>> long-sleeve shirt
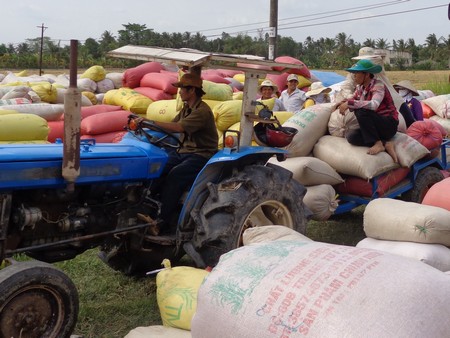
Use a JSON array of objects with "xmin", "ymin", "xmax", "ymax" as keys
[
  {"xmin": 347, "ymin": 78, "xmax": 398, "ymax": 120},
  {"xmin": 280, "ymin": 88, "xmax": 307, "ymax": 112}
]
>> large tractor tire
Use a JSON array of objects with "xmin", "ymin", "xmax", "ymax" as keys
[
  {"xmin": 403, "ymin": 167, "xmax": 444, "ymax": 203},
  {"xmin": 190, "ymin": 164, "xmax": 308, "ymax": 268},
  {"xmin": 0, "ymin": 260, "xmax": 79, "ymax": 338}
]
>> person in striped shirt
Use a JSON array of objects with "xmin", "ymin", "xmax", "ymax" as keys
[{"xmin": 335, "ymin": 59, "xmax": 398, "ymax": 163}]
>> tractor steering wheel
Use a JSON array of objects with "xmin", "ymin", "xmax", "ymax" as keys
[{"xmin": 128, "ymin": 115, "xmax": 182, "ymax": 149}]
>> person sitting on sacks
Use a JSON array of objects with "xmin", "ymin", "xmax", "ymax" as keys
[
  {"xmin": 304, "ymin": 82, "xmax": 331, "ymax": 108},
  {"xmin": 335, "ymin": 59, "xmax": 399, "ymax": 163},
  {"xmin": 280, "ymin": 74, "xmax": 307, "ymax": 112},
  {"xmin": 257, "ymin": 79, "xmax": 285, "ymax": 111},
  {"xmin": 352, "ymin": 47, "xmax": 416, "ymax": 127},
  {"xmin": 393, "ymin": 80, "xmax": 424, "ymax": 122}
]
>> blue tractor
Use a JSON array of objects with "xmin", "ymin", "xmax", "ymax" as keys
[{"xmin": 0, "ymin": 46, "xmax": 309, "ymax": 337}]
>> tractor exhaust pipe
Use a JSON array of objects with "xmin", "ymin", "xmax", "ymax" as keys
[{"xmin": 62, "ymin": 40, "xmax": 81, "ymax": 192}]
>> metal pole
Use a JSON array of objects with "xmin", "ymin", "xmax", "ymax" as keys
[
  {"xmin": 62, "ymin": 40, "xmax": 81, "ymax": 192},
  {"xmin": 268, "ymin": 0, "xmax": 278, "ymax": 60},
  {"xmin": 37, "ymin": 23, "xmax": 47, "ymax": 76}
]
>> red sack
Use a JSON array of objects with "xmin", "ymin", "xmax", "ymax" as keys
[
  {"xmin": 407, "ymin": 120, "xmax": 443, "ymax": 159},
  {"xmin": 266, "ymin": 73, "xmax": 289, "ymax": 93},
  {"xmin": 81, "ymin": 110, "xmax": 131, "ymax": 135},
  {"xmin": 335, "ymin": 167, "xmax": 410, "ymax": 197},
  {"xmin": 81, "ymin": 131, "xmax": 127, "ymax": 143},
  {"xmin": 139, "ymin": 72, "xmax": 178, "ymax": 94},
  {"xmin": 79, "ymin": 104, "xmax": 123, "ymax": 119},
  {"xmin": 273, "ymin": 56, "xmax": 311, "ymax": 78},
  {"xmin": 134, "ymin": 87, "xmax": 174, "ymax": 101},
  {"xmin": 47, "ymin": 120, "xmax": 64, "ymax": 143},
  {"xmin": 422, "ymin": 177, "xmax": 450, "ymax": 211},
  {"xmin": 122, "ymin": 62, "xmax": 164, "ymax": 88}
]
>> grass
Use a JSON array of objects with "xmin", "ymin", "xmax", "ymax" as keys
[{"xmin": 56, "ymin": 206, "xmax": 366, "ymax": 337}]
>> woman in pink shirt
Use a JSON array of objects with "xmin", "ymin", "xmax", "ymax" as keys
[{"xmin": 336, "ymin": 59, "xmax": 398, "ymax": 163}]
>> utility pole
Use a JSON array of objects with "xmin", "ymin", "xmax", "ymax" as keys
[
  {"xmin": 37, "ymin": 23, "xmax": 47, "ymax": 76},
  {"xmin": 268, "ymin": 0, "xmax": 278, "ymax": 60}
]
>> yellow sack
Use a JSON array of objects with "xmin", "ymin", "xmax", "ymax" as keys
[
  {"xmin": 0, "ymin": 109, "xmax": 19, "ymax": 115},
  {"xmin": 233, "ymin": 91, "xmax": 243, "ymax": 100},
  {"xmin": 203, "ymin": 99, "xmax": 222, "ymax": 111},
  {"xmin": 103, "ymin": 89, "xmax": 119, "ymax": 105},
  {"xmin": 156, "ymin": 262, "xmax": 209, "ymax": 331},
  {"xmin": 82, "ymin": 91, "xmax": 98, "ymax": 105},
  {"xmin": 114, "ymin": 88, "xmax": 152, "ymax": 115},
  {"xmin": 14, "ymin": 70, "xmax": 28, "ymax": 77},
  {"xmin": 80, "ymin": 65, "xmax": 106, "ymax": 82},
  {"xmin": 0, "ymin": 114, "xmax": 49, "ymax": 141},
  {"xmin": 273, "ymin": 111, "xmax": 294, "ymax": 124},
  {"xmin": 146, "ymin": 99, "xmax": 179, "ymax": 122},
  {"xmin": 202, "ymin": 80, "xmax": 233, "ymax": 101},
  {"xmin": 297, "ymin": 75, "xmax": 312, "ymax": 89},
  {"xmin": 212, "ymin": 100, "xmax": 242, "ymax": 132},
  {"xmin": 0, "ymin": 140, "xmax": 49, "ymax": 144},
  {"xmin": 31, "ymin": 83, "xmax": 57, "ymax": 103}
]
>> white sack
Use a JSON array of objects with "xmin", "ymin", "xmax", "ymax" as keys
[
  {"xmin": 243, "ymin": 225, "xmax": 312, "ymax": 246},
  {"xmin": 356, "ymin": 237, "xmax": 450, "ymax": 272},
  {"xmin": 304, "ymin": 184, "xmax": 338, "ymax": 221},
  {"xmin": 364, "ymin": 198, "xmax": 450, "ymax": 246},
  {"xmin": 192, "ymin": 240, "xmax": 450, "ymax": 338}
]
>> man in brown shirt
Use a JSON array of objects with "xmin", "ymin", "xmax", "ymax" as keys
[{"xmin": 138, "ymin": 73, "xmax": 218, "ymax": 233}]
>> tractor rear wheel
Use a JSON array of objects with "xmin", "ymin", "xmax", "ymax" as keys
[
  {"xmin": 403, "ymin": 167, "xmax": 444, "ymax": 203},
  {"xmin": 190, "ymin": 164, "xmax": 308, "ymax": 268}
]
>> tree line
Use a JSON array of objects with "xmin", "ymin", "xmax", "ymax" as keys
[{"xmin": 0, "ymin": 23, "xmax": 448, "ymax": 71}]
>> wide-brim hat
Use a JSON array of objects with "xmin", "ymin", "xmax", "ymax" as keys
[
  {"xmin": 393, "ymin": 80, "xmax": 419, "ymax": 96},
  {"xmin": 172, "ymin": 73, "xmax": 206, "ymax": 95},
  {"xmin": 306, "ymin": 81, "xmax": 331, "ymax": 96},
  {"xmin": 346, "ymin": 59, "xmax": 382, "ymax": 74},
  {"xmin": 258, "ymin": 79, "xmax": 278, "ymax": 93},
  {"xmin": 352, "ymin": 46, "xmax": 383, "ymax": 61}
]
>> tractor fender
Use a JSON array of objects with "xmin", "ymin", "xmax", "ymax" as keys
[{"xmin": 177, "ymin": 146, "xmax": 287, "ymax": 231}]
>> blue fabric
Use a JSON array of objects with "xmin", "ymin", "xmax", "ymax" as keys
[{"xmin": 310, "ymin": 70, "xmax": 346, "ymax": 87}]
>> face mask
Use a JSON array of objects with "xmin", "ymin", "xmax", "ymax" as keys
[{"xmin": 398, "ymin": 89, "xmax": 412, "ymax": 101}]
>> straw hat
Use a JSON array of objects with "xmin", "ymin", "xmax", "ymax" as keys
[
  {"xmin": 346, "ymin": 59, "xmax": 382, "ymax": 74},
  {"xmin": 258, "ymin": 79, "xmax": 278, "ymax": 93},
  {"xmin": 393, "ymin": 80, "xmax": 419, "ymax": 96},
  {"xmin": 352, "ymin": 47, "xmax": 383, "ymax": 61},
  {"xmin": 306, "ymin": 82, "xmax": 331, "ymax": 96}
]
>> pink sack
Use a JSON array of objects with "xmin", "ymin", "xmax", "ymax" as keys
[
  {"xmin": 81, "ymin": 110, "xmax": 131, "ymax": 135},
  {"xmin": 134, "ymin": 87, "xmax": 174, "ymax": 101},
  {"xmin": 273, "ymin": 56, "xmax": 311, "ymax": 78},
  {"xmin": 422, "ymin": 177, "xmax": 450, "ymax": 211},
  {"xmin": 139, "ymin": 72, "xmax": 178, "ymax": 94},
  {"xmin": 122, "ymin": 62, "xmax": 164, "ymax": 88}
]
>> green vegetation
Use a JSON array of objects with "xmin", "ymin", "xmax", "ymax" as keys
[{"xmin": 0, "ymin": 23, "xmax": 448, "ymax": 70}]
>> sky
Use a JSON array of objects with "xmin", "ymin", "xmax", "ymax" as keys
[{"xmin": 1, "ymin": 0, "xmax": 448, "ymax": 47}]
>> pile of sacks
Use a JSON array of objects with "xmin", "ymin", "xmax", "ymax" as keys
[
  {"xmin": 126, "ymin": 225, "xmax": 450, "ymax": 337},
  {"xmin": 358, "ymin": 177, "xmax": 450, "ymax": 272}
]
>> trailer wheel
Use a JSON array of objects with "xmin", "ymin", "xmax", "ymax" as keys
[
  {"xmin": 0, "ymin": 260, "xmax": 79, "ymax": 338},
  {"xmin": 403, "ymin": 167, "xmax": 444, "ymax": 203},
  {"xmin": 191, "ymin": 164, "xmax": 308, "ymax": 268}
]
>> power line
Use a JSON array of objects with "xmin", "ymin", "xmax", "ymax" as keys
[{"xmin": 202, "ymin": 3, "xmax": 447, "ymax": 38}]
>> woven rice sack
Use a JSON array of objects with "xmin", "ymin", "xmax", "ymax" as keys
[
  {"xmin": 140, "ymin": 72, "xmax": 178, "ymax": 94},
  {"xmin": 1, "ymin": 86, "xmax": 31, "ymax": 100},
  {"xmin": 0, "ymin": 103, "xmax": 64, "ymax": 121},
  {"xmin": 134, "ymin": 87, "xmax": 174, "ymax": 101},
  {"xmin": 125, "ymin": 325, "xmax": 191, "ymax": 338},
  {"xmin": 192, "ymin": 240, "xmax": 450, "ymax": 338},
  {"xmin": 391, "ymin": 132, "xmax": 430, "ymax": 167},
  {"xmin": 77, "ymin": 77, "xmax": 97, "ymax": 92},
  {"xmin": 243, "ymin": 225, "xmax": 312, "ymax": 246},
  {"xmin": 122, "ymin": 62, "xmax": 164, "ymax": 88},
  {"xmin": 0, "ymin": 98, "xmax": 31, "ymax": 106},
  {"xmin": 327, "ymin": 108, "xmax": 359, "ymax": 137},
  {"xmin": 96, "ymin": 78, "xmax": 115, "ymax": 93},
  {"xmin": 105, "ymin": 72, "xmax": 124, "ymax": 89},
  {"xmin": 283, "ymin": 103, "xmax": 334, "ymax": 157},
  {"xmin": 54, "ymin": 88, "xmax": 92, "ymax": 106},
  {"xmin": 112, "ymin": 88, "xmax": 152, "ymax": 114},
  {"xmin": 146, "ymin": 99, "xmax": 179, "ymax": 123},
  {"xmin": 212, "ymin": 100, "xmax": 242, "ymax": 132},
  {"xmin": 364, "ymin": 198, "xmax": 450, "ymax": 246},
  {"xmin": 202, "ymin": 80, "xmax": 233, "ymax": 102},
  {"xmin": 80, "ymin": 65, "xmax": 106, "ymax": 82},
  {"xmin": 313, "ymin": 135, "xmax": 398, "ymax": 179},
  {"xmin": 267, "ymin": 156, "xmax": 343, "ymax": 186},
  {"xmin": 81, "ymin": 110, "xmax": 130, "ymax": 135},
  {"xmin": 430, "ymin": 115, "xmax": 450, "ymax": 136},
  {"xmin": 157, "ymin": 265, "xmax": 209, "ymax": 330},
  {"xmin": 31, "ymin": 83, "xmax": 58, "ymax": 103},
  {"xmin": 422, "ymin": 177, "xmax": 450, "ymax": 211},
  {"xmin": 0, "ymin": 114, "xmax": 48, "ymax": 141},
  {"xmin": 304, "ymin": 184, "xmax": 338, "ymax": 221},
  {"xmin": 422, "ymin": 94, "xmax": 450, "ymax": 118},
  {"xmin": 356, "ymin": 237, "xmax": 450, "ymax": 272}
]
